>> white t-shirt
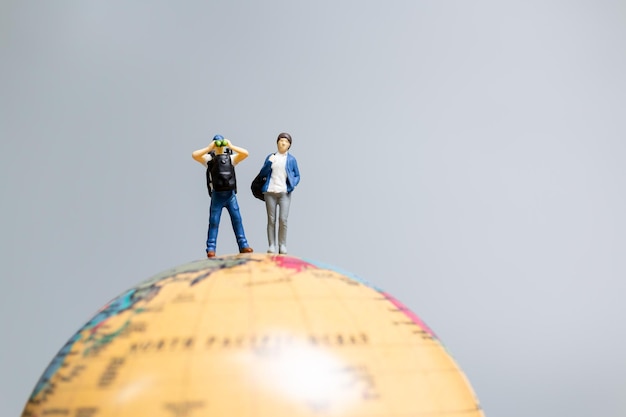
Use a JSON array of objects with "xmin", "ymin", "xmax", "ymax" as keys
[{"xmin": 266, "ymin": 152, "xmax": 288, "ymax": 193}]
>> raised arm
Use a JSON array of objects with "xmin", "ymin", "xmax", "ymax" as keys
[
  {"xmin": 223, "ymin": 140, "xmax": 249, "ymax": 165},
  {"xmin": 192, "ymin": 141, "xmax": 217, "ymax": 165}
]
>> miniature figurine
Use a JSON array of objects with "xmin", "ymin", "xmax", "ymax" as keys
[
  {"xmin": 192, "ymin": 135, "xmax": 253, "ymax": 258},
  {"xmin": 256, "ymin": 132, "xmax": 300, "ymax": 254}
]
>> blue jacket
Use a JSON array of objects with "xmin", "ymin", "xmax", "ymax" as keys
[{"xmin": 260, "ymin": 153, "xmax": 300, "ymax": 193}]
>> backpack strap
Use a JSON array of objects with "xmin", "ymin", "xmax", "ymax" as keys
[{"xmin": 206, "ymin": 151, "xmax": 217, "ymax": 196}]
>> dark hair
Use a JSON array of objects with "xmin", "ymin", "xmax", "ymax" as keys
[{"xmin": 277, "ymin": 132, "xmax": 292, "ymax": 146}]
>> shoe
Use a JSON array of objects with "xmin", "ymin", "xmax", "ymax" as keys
[
  {"xmin": 240, "ymin": 247, "xmax": 253, "ymax": 253},
  {"xmin": 279, "ymin": 246, "xmax": 287, "ymax": 255},
  {"xmin": 267, "ymin": 246, "xmax": 276, "ymax": 254},
  {"xmin": 207, "ymin": 251, "xmax": 216, "ymax": 258}
]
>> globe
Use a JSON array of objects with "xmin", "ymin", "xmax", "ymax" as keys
[{"xmin": 22, "ymin": 254, "xmax": 484, "ymax": 416}]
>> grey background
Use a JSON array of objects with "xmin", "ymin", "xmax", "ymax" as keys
[{"xmin": 2, "ymin": 1, "xmax": 625, "ymax": 416}]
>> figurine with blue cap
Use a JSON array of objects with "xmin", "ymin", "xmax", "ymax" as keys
[{"xmin": 192, "ymin": 135, "xmax": 253, "ymax": 257}]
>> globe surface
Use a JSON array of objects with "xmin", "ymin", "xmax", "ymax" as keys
[{"xmin": 23, "ymin": 254, "xmax": 484, "ymax": 416}]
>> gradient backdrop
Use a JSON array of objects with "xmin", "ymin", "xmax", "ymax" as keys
[{"xmin": 2, "ymin": 1, "xmax": 626, "ymax": 416}]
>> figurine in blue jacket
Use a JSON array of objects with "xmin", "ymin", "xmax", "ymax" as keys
[{"xmin": 258, "ymin": 132, "xmax": 300, "ymax": 254}]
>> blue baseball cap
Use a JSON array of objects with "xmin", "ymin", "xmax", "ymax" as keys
[{"xmin": 213, "ymin": 134, "xmax": 224, "ymax": 141}]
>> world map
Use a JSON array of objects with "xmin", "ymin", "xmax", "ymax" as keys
[{"xmin": 22, "ymin": 254, "xmax": 484, "ymax": 417}]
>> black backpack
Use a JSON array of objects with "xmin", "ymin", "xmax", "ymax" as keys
[
  {"xmin": 206, "ymin": 149, "xmax": 237, "ymax": 196},
  {"xmin": 250, "ymin": 171, "xmax": 266, "ymax": 201}
]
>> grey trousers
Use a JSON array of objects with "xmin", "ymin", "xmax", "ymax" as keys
[{"xmin": 264, "ymin": 192, "xmax": 291, "ymax": 253}]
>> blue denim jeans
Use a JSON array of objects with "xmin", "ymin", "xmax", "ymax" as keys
[{"xmin": 206, "ymin": 190, "xmax": 250, "ymax": 253}]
